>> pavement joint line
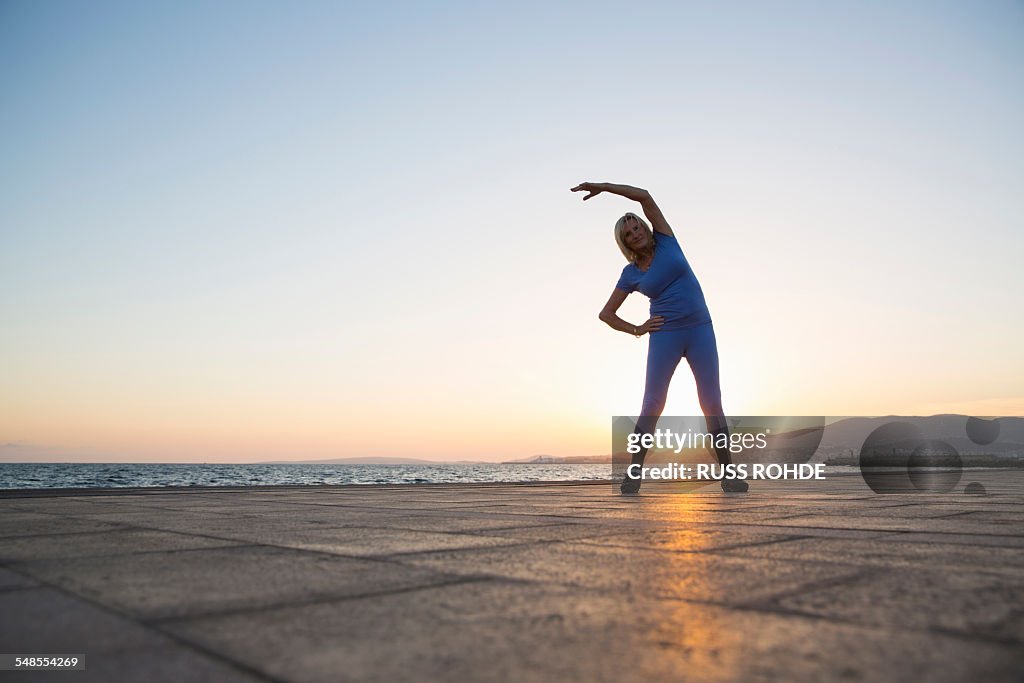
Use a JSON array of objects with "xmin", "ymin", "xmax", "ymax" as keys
[
  {"xmin": 319, "ymin": 518, "xmax": 966, "ymax": 544},
  {"xmin": 315, "ymin": 522, "xmax": 610, "ymax": 537},
  {"xmin": 372, "ymin": 515, "xmax": 873, "ymax": 539},
  {"xmin": 651, "ymin": 532, "xmax": 819, "ymax": 557},
  {"xmin": 7, "ymin": 545, "xmax": 503, "ymax": 629},
  {"xmin": 372, "ymin": 560, "xmax": 884, "ymax": 620},
  {"xmin": 728, "ymin": 588, "xmax": 1024, "ymax": 648},
  {"xmin": 62, "ymin": 503, "xmax": 289, "ymax": 515},
  {"xmin": 0, "ymin": 538, "xmax": 255, "ymax": 563},
  {"xmin": 179, "ymin": 499, "xmax": 622, "ymax": 519},
  {"xmin": 280, "ymin": 503, "xmax": 610, "ymax": 518},
  {"xmin": 715, "ymin": 594, "xmax": 1024, "ymax": 649},
  {"xmin": 372, "ymin": 535, "xmax": 592, "ymax": 560},
  {"xmin": 225, "ymin": 510, "xmax": 1024, "ymax": 544},
  {"xmin": 584, "ymin": 534, "xmax": 820, "ymax": 553},
  {"xmin": 342, "ymin": 524, "xmax": 629, "ymax": 540},
  {"xmin": 459, "ymin": 528, "xmax": 636, "ymax": 541},
  {"xmin": 0, "ymin": 528, "xmax": 138, "ymax": 540},
  {"xmin": 695, "ymin": 519, "xmax": 1024, "ymax": 540},
  {"xmin": 0, "ymin": 565, "xmax": 287, "ymax": 683},
  {"xmin": 0, "ymin": 508, "xmax": 118, "ymax": 518},
  {"xmin": 338, "ymin": 521, "xmax": 615, "ymax": 536},
  {"xmin": 566, "ymin": 539, "xmax": 892, "ymax": 571},
  {"xmin": 937, "ymin": 510, "xmax": 994, "ymax": 519},
  {"xmin": 6, "ymin": 543, "xmax": 269, "ymax": 568},
  {"xmin": 733, "ymin": 565, "xmax": 886, "ymax": 611},
  {"xmin": 869, "ymin": 529, "xmax": 1024, "ymax": 546},
  {"xmin": 3, "ymin": 529, "xmax": 570, "ymax": 572},
  {"xmin": 18, "ymin": 514, "xmax": 633, "ymax": 549},
  {"xmin": 923, "ymin": 623, "xmax": 1024, "ymax": 648},
  {"xmin": 48, "ymin": 534, "xmax": 397, "ymax": 567},
  {"xmin": 376, "ymin": 536, "xmax": 894, "ymax": 578},
  {"xmin": 701, "ymin": 540, "xmax": 1018, "ymax": 577},
  {"xmin": 456, "ymin": 521, "xmax": 604, "ymax": 532},
  {"xmin": 747, "ymin": 513, "xmax": 821, "ymax": 521},
  {"xmin": 148, "ymin": 575, "xmax": 499, "ymax": 627}
]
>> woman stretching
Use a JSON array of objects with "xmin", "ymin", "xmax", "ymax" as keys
[{"xmin": 571, "ymin": 181, "xmax": 749, "ymax": 494}]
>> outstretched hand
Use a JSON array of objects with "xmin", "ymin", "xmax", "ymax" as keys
[{"xmin": 570, "ymin": 182, "xmax": 604, "ymax": 201}]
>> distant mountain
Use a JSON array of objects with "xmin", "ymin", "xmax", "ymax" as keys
[{"xmin": 501, "ymin": 454, "xmax": 612, "ymax": 464}]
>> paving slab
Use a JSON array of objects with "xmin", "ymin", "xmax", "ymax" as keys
[
  {"xmin": 13, "ymin": 545, "xmax": 463, "ymax": 620},
  {"xmin": 390, "ymin": 538, "xmax": 870, "ymax": 605},
  {"xmin": 467, "ymin": 521, "xmax": 630, "ymax": 542},
  {"xmin": 0, "ymin": 512, "xmax": 127, "ymax": 538},
  {"xmin": 0, "ymin": 588, "xmax": 265, "ymax": 683},
  {"xmin": 0, "ymin": 565, "xmax": 38, "ymax": 591},
  {"xmin": 175, "ymin": 525, "xmax": 533, "ymax": 557},
  {"xmin": 711, "ymin": 537, "xmax": 1024, "ymax": 575},
  {"xmin": 574, "ymin": 527, "xmax": 804, "ymax": 552},
  {"xmin": 0, "ymin": 528, "xmax": 249, "ymax": 562},
  {"xmin": 757, "ymin": 565, "xmax": 1024, "ymax": 643}
]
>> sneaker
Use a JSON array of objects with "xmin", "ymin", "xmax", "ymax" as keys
[
  {"xmin": 720, "ymin": 478, "xmax": 749, "ymax": 493},
  {"xmin": 620, "ymin": 473, "xmax": 641, "ymax": 494}
]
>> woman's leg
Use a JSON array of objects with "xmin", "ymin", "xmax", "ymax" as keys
[
  {"xmin": 622, "ymin": 330, "xmax": 686, "ymax": 492},
  {"xmin": 685, "ymin": 323, "xmax": 748, "ymax": 491},
  {"xmin": 683, "ymin": 323, "xmax": 726, "ymax": 437},
  {"xmin": 635, "ymin": 329, "xmax": 687, "ymax": 439}
]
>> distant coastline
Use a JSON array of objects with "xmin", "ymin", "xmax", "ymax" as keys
[{"xmin": 259, "ymin": 456, "xmax": 490, "ymax": 465}]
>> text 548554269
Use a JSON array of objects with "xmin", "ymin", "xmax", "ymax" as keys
[{"xmin": 1, "ymin": 655, "xmax": 85, "ymax": 670}]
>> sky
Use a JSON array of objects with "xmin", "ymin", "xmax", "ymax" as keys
[{"xmin": 1, "ymin": 0, "xmax": 1022, "ymax": 462}]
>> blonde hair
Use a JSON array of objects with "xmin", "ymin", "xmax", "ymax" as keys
[{"xmin": 614, "ymin": 212, "xmax": 654, "ymax": 264}]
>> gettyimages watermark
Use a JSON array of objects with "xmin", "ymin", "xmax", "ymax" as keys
[
  {"xmin": 623, "ymin": 426, "xmax": 825, "ymax": 482},
  {"xmin": 611, "ymin": 415, "xmax": 1022, "ymax": 494}
]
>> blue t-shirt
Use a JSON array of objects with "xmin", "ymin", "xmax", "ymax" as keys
[{"xmin": 615, "ymin": 231, "xmax": 712, "ymax": 331}]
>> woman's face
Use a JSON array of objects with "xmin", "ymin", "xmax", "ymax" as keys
[{"xmin": 622, "ymin": 215, "xmax": 649, "ymax": 251}]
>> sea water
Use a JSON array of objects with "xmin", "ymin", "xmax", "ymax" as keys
[{"xmin": 0, "ymin": 463, "xmax": 613, "ymax": 490}]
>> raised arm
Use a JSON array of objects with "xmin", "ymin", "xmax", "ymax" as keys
[
  {"xmin": 570, "ymin": 182, "xmax": 674, "ymax": 237},
  {"xmin": 598, "ymin": 288, "xmax": 664, "ymax": 336}
]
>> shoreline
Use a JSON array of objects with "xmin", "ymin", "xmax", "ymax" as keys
[
  {"xmin": 0, "ymin": 478, "xmax": 618, "ymax": 498},
  {"xmin": 4, "ymin": 468, "xmax": 1021, "ymax": 497},
  {"xmin": 5, "ymin": 468, "xmax": 1022, "ymax": 497}
]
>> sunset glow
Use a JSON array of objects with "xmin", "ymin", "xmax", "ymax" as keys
[{"xmin": 2, "ymin": 2, "xmax": 1022, "ymax": 462}]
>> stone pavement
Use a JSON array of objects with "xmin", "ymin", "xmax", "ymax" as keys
[{"xmin": 1, "ymin": 471, "xmax": 1023, "ymax": 682}]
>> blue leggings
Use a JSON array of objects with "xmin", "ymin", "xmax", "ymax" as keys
[{"xmin": 634, "ymin": 322, "xmax": 727, "ymax": 439}]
